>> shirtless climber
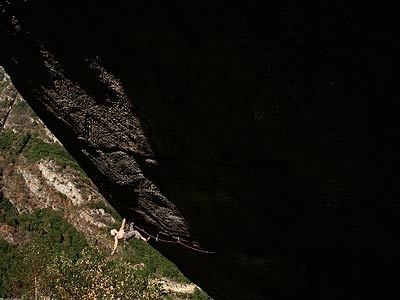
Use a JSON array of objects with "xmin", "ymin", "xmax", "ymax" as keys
[{"xmin": 110, "ymin": 218, "xmax": 148, "ymax": 255}]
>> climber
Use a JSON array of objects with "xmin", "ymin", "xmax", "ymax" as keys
[
  {"xmin": 124, "ymin": 222, "xmax": 149, "ymax": 242},
  {"xmin": 110, "ymin": 218, "xmax": 148, "ymax": 255}
]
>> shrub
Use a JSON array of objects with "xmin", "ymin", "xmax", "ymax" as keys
[
  {"xmin": 0, "ymin": 207, "xmax": 163, "ymax": 299},
  {"xmin": 0, "ymin": 197, "xmax": 18, "ymax": 227},
  {"xmin": 0, "ymin": 130, "xmax": 25, "ymax": 154},
  {"xmin": 47, "ymin": 247, "xmax": 162, "ymax": 299},
  {"xmin": 17, "ymin": 209, "xmax": 87, "ymax": 258}
]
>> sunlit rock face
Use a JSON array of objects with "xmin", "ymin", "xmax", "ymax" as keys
[{"xmin": 1, "ymin": 1, "xmax": 399, "ymax": 299}]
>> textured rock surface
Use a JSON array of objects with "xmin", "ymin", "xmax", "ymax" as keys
[
  {"xmin": 0, "ymin": 68, "xmax": 118, "ymax": 251},
  {"xmin": 1, "ymin": 1, "xmax": 400, "ymax": 299}
]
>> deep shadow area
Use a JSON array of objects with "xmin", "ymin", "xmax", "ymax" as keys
[{"xmin": 1, "ymin": 1, "xmax": 400, "ymax": 299}]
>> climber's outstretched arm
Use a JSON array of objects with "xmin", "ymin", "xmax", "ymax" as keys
[
  {"xmin": 111, "ymin": 235, "xmax": 119, "ymax": 255},
  {"xmin": 119, "ymin": 218, "xmax": 126, "ymax": 232}
]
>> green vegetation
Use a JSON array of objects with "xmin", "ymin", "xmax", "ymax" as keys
[
  {"xmin": 0, "ymin": 201, "xmax": 209, "ymax": 299},
  {"xmin": 23, "ymin": 135, "xmax": 85, "ymax": 174},
  {"xmin": 0, "ymin": 68, "xmax": 5, "ymax": 81},
  {"xmin": 0, "ymin": 74, "xmax": 210, "ymax": 299},
  {"xmin": 84, "ymin": 200, "xmax": 121, "ymax": 222},
  {"xmin": 9, "ymin": 100, "xmax": 29, "ymax": 115},
  {"xmin": 0, "ymin": 68, "xmax": 9, "ymax": 93},
  {"xmin": 91, "ymin": 203, "xmax": 192, "ymax": 283},
  {"xmin": 91, "ymin": 200, "xmax": 190, "ymax": 283},
  {"xmin": 0, "ymin": 207, "xmax": 162, "ymax": 299},
  {"xmin": 0, "ymin": 80, "xmax": 5, "ymax": 94},
  {"xmin": 0, "ymin": 129, "xmax": 28, "ymax": 161},
  {"xmin": 47, "ymin": 247, "xmax": 161, "ymax": 299},
  {"xmin": 17, "ymin": 209, "xmax": 87, "ymax": 258},
  {"xmin": 0, "ymin": 125, "xmax": 207, "ymax": 298},
  {"xmin": 0, "ymin": 197, "xmax": 18, "ymax": 227},
  {"xmin": 191, "ymin": 288, "xmax": 210, "ymax": 300},
  {"xmin": 0, "ymin": 130, "xmax": 15, "ymax": 152},
  {"xmin": 0, "ymin": 128, "xmax": 85, "ymax": 175},
  {"xmin": 0, "ymin": 99, "xmax": 12, "ymax": 108},
  {"xmin": 122, "ymin": 238, "xmax": 190, "ymax": 283},
  {"xmin": 0, "ymin": 207, "xmax": 87, "ymax": 298},
  {"xmin": 0, "ymin": 205, "xmax": 87, "ymax": 259},
  {"xmin": 0, "ymin": 239, "xmax": 18, "ymax": 296}
]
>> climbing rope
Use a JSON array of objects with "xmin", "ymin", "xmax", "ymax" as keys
[{"xmin": 128, "ymin": 222, "xmax": 216, "ymax": 254}]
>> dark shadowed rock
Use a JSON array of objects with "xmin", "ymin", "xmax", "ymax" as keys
[{"xmin": 1, "ymin": 1, "xmax": 400, "ymax": 299}]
